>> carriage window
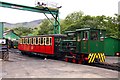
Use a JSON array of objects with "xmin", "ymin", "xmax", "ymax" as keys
[
  {"xmin": 24, "ymin": 38, "xmax": 26, "ymax": 44},
  {"xmin": 77, "ymin": 33, "xmax": 81, "ymax": 42},
  {"xmin": 21, "ymin": 39, "xmax": 23, "ymax": 44},
  {"xmin": 22, "ymin": 38, "xmax": 25, "ymax": 44},
  {"xmin": 83, "ymin": 31, "xmax": 88, "ymax": 40},
  {"xmin": 28, "ymin": 38, "xmax": 30, "ymax": 44},
  {"xmin": 91, "ymin": 31, "xmax": 98, "ymax": 40},
  {"xmin": 40, "ymin": 37, "xmax": 44, "ymax": 45},
  {"xmin": 45, "ymin": 37, "xmax": 49, "ymax": 45},
  {"xmin": 33, "ymin": 38, "xmax": 36, "ymax": 45},
  {"xmin": 49, "ymin": 37, "xmax": 52, "ymax": 45},
  {"xmin": 25, "ymin": 38, "xmax": 28, "ymax": 44},
  {"xmin": 36, "ymin": 38, "xmax": 38, "ymax": 45},
  {"xmin": 38, "ymin": 37, "xmax": 41, "ymax": 45},
  {"xmin": 18, "ymin": 39, "xmax": 20, "ymax": 44},
  {"xmin": 29, "ymin": 38, "xmax": 32, "ymax": 44},
  {"xmin": 100, "ymin": 31, "xmax": 105, "ymax": 41},
  {"xmin": 31, "ymin": 38, "xmax": 34, "ymax": 45},
  {"xmin": 44, "ymin": 37, "xmax": 46, "ymax": 45},
  {"xmin": 19, "ymin": 38, "xmax": 22, "ymax": 44}
]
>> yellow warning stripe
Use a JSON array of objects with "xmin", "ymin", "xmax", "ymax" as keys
[
  {"xmin": 88, "ymin": 53, "xmax": 105, "ymax": 63},
  {"xmin": 88, "ymin": 53, "xmax": 94, "ymax": 63},
  {"xmin": 91, "ymin": 53, "xmax": 96, "ymax": 63},
  {"xmin": 101, "ymin": 53, "xmax": 105, "ymax": 62},
  {"xmin": 88, "ymin": 53, "xmax": 91, "ymax": 59},
  {"xmin": 101, "ymin": 53, "xmax": 104, "ymax": 62},
  {"xmin": 103, "ymin": 53, "xmax": 105, "ymax": 62}
]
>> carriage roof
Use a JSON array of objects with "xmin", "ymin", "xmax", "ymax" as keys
[{"xmin": 21, "ymin": 34, "xmax": 67, "ymax": 38}]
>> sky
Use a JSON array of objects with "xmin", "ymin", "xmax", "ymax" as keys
[{"xmin": 0, "ymin": 0, "xmax": 120, "ymax": 23}]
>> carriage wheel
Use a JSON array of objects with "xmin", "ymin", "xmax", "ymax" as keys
[
  {"xmin": 72, "ymin": 59, "xmax": 76, "ymax": 63},
  {"xmin": 78, "ymin": 59, "xmax": 83, "ymax": 64}
]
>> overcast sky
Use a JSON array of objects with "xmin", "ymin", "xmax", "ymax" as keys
[{"xmin": 0, "ymin": 0, "xmax": 119, "ymax": 23}]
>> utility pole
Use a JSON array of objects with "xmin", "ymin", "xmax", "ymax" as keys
[
  {"xmin": 0, "ymin": 22, "xmax": 3, "ymax": 39},
  {"xmin": 0, "ymin": 22, "xmax": 3, "ymax": 59},
  {"xmin": 0, "ymin": 22, "xmax": 9, "ymax": 60}
]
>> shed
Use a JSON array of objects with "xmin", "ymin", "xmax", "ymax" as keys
[
  {"xmin": 4, "ymin": 30, "xmax": 20, "ymax": 41},
  {"xmin": 104, "ymin": 37, "xmax": 120, "ymax": 56}
]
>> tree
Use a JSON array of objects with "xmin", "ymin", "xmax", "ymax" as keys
[
  {"xmin": 61, "ymin": 11, "xmax": 119, "ymax": 39},
  {"xmin": 33, "ymin": 19, "xmax": 54, "ymax": 35},
  {"xmin": 4, "ymin": 27, "xmax": 9, "ymax": 31},
  {"xmin": 13, "ymin": 27, "xmax": 33, "ymax": 36},
  {"xmin": 61, "ymin": 11, "xmax": 84, "ymax": 32},
  {"xmin": 105, "ymin": 14, "xmax": 119, "ymax": 38}
]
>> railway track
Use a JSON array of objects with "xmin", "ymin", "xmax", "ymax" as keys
[
  {"xmin": 90, "ymin": 62, "xmax": 120, "ymax": 72},
  {"xmin": 9, "ymin": 49, "xmax": 120, "ymax": 72}
]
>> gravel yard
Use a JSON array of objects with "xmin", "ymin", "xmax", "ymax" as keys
[{"xmin": 0, "ymin": 50, "xmax": 119, "ymax": 78}]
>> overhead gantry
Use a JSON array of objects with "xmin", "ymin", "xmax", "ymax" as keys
[{"xmin": 0, "ymin": 1, "xmax": 61, "ymax": 37}]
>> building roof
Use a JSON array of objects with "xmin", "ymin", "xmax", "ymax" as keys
[{"xmin": 4, "ymin": 30, "xmax": 20, "ymax": 40}]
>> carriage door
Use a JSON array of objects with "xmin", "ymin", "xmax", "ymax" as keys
[
  {"xmin": 76, "ymin": 32, "xmax": 81, "ymax": 53},
  {"xmin": 81, "ymin": 31, "xmax": 89, "ymax": 53}
]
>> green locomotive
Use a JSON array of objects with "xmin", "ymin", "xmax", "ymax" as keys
[{"xmin": 60, "ymin": 28, "xmax": 106, "ymax": 64}]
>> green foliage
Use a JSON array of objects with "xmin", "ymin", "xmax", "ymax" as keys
[
  {"xmin": 105, "ymin": 16, "xmax": 118, "ymax": 38},
  {"xmin": 61, "ymin": 11, "xmax": 119, "ymax": 39},
  {"xmin": 32, "ymin": 19, "xmax": 54, "ymax": 35},
  {"xmin": 4, "ymin": 27, "xmax": 9, "ymax": 31},
  {"xmin": 13, "ymin": 27, "xmax": 33, "ymax": 36},
  {"xmin": 5, "ymin": 11, "xmax": 119, "ymax": 39}
]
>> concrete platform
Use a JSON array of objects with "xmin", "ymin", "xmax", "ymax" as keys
[{"xmin": 0, "ymin": 50, "xmax": 119, "ymax": 78}]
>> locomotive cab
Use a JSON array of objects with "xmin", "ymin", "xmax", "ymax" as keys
[{"xmin": 76, "ymin": 28, "xmax": 106, "ymax": 63}]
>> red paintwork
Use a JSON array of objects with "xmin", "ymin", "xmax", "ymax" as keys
[
  {"xmin": 18, "ymin": 36, "xmax": 55, "ymax": 55},
  {"xmin": 85, "ymin": 57, "xmax": 89, "ymax": 61},
  {"xmin": 72, "ymin": 59, "xmax": 76, "ymax": 63},
  {"xmin": 65, "ymin": 58, "xmax": 68, "ymax": 62}
]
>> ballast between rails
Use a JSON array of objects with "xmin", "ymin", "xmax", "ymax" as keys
[{"xmin": 90, "ymin": 62, "xmax": 120, "ymax": 71}]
